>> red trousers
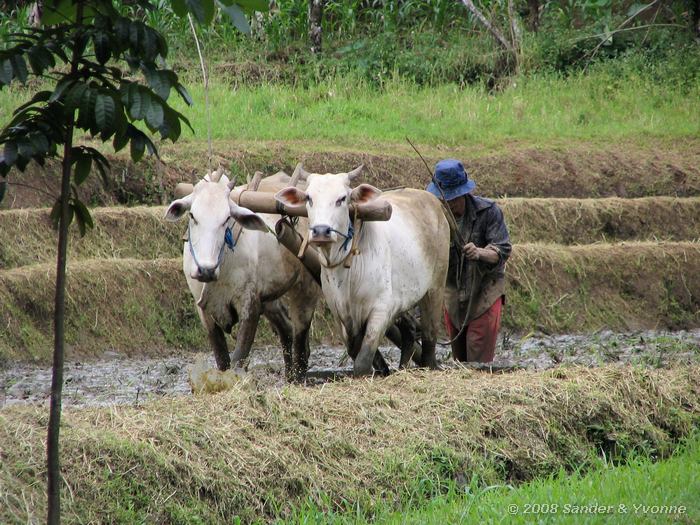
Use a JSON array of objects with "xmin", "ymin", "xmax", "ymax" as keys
[{"xmin": 445, "ymin": 296, "xmax": 503, "ymax": 363}]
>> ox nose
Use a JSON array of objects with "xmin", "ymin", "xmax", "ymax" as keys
[
  {"xmin": 194, "ymin": 266, "xmax": 219, "ymax": 283},
  {"xmin": 310, "ymin": 225, "xmax": 334, "ymax": 244}
]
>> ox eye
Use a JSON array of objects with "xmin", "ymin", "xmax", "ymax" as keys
[
  {"xmin": 335, "ymin": 196, "xmax": 346, "ymax": 207},
  {"xmin": 189, "ymin": 212, "xmax": 198, "ymax": 225},
  {"xmin": 307, "ymin": 196, "xmax": 313, "ymax": 207}
]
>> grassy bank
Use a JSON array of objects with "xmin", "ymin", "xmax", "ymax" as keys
[
  {"xmin": 3, "ymin": 137, "xmax": 699, "ymax": 211},
  {"xmin": 2, "ymin": 198, "xmax": 699, "ymax": 268},
  {"xmin": 1, "ymin": 242, "xmax": 698, "ymax": 365},
  {"xmin": 290, "ymin": 432, "xmax": 700, "ymax": 524},
  {"xmin": 164, "ymin": 73, "xmax": 700, "ymax": 148},
  {"xmin": 4, "ymin": 72, "xmax": 696, "ymax": 149},
  {"xmin": 0, "ymin": 366, "xmax": 697, "ymax": 523}
]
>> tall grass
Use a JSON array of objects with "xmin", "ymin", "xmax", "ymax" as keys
[
  {"xmin": 167, "ymin": 70, "xmax": 700, "ymax": 148},
  {"xmin": 288, "ymin": 433, "xmax": 700, "ymax": 524}
]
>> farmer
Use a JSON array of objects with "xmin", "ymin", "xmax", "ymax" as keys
[{"xmin": 426, "ymin": 159, "xmax": 512, "ymax": 363}]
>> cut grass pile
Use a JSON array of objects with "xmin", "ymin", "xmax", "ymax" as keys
[
  {"xmin": 3, "ymin": 138, "xmax": 699, "ymax": 210},
  {"xmin": 291, "ymin": 432, "xmax": 700, "ymax": 524},
  {"xmin": 2, "ymin": 197, "xmax": 698, "ymax": 269},
  {"xmin": 0, "ymin": 366, "xmax": 697, "ymax": 524},
  {"xmin": 1, "ymin": 242, "xmax": 698, "ymax": 365}
]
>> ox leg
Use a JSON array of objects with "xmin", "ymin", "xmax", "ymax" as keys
[
  {"xmin": 285, "ymin": 280, "xmax": 320, "ymax": 382},
  {"xmin": 353, "ymin": 313, "xmax": 390, "ymax": 377},
  {"xmin": 230, "ymin": 299, "xmax": 262, "ymax": 367},
  {"xmin": 198, "ymin": 308, "xmax": 231, "ymax": 371},
  {"xmin": 417, "ymin": 291, "xmax": 441, "ymax": 369},
  {"xmin": 262, "ymin": 301, "xmax": 295, "ymax": 380}
]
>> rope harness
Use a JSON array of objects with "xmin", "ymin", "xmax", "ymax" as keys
[
  {"xmin": 187, "ymin": 221, "xmax": 237, "ymax": 273},
  {"xmin": 320, "ymin": 207, "xmax": 362, "ymax": 269}
]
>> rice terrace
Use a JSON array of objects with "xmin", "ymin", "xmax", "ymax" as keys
[{"xmin": 0, "ymin": 1, "xmax": 699, "ymax": 523}]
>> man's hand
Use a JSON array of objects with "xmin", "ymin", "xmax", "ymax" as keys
[
  {"xmin": 463, "ymin": 242, "xmax": 480, "ymax": 260},
  {"xmin": 462, "ymin": 242, "xmax": 500, "ymax": 264}
]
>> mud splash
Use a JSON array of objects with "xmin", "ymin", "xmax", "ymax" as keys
[{"xmin": 1, "ymin": 330, "xmax": 697, "ymax": 409}]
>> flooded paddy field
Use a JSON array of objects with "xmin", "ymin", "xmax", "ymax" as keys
[{"xmin": 2, "ymin": 329, "xmax": 697, "ymax": 409}]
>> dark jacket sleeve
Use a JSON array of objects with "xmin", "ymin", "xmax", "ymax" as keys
[{"xmin": 484, "ymin": 204, "xmax": 512, "ymax": 265}]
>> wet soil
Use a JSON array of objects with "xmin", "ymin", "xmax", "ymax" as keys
[{"xmin": 1, "ymin": 329, "xmax": 697, "ymax": 409}]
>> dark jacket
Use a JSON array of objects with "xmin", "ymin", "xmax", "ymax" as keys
[{"xmin": 445, "ymin": 194, "xmax": 512, "ymax": 322}]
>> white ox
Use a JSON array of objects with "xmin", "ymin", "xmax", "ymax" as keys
[
  {"xmin": 165, "ymin": 170, "xmax": 320, "ymax": 382},
  {"xmin": 275, "ymin": 166, "xmax": 449, "ymax": 376}
]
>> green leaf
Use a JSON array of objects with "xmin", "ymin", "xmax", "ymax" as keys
[
  {"xmin": 113, "ymin": 129, "xmax": 129, "ymax": 152},
  {"xmin": 64, "ymin": 82, "xmax": 88, "ymax": 110},
  {"xmin": 72, "ymin": 151, "xmax": 92, "ymax": 185},
  {"xmin": 93, "ymin": 32, "xmax": 111, "ymax": 65},
  {"xmin": 186, "ymin": 0, "xmax": 216, "ymax": 24},
  {"xmin": 127, "ymin": 84, "xmax": 148, "ymax": 120},
  {"xmin": 9, "ymin": 54, "xmax": 28, "ymax": 84},
  {"xmin": 94, "ymin": 93, "xmax": 116, "ymax": 137},
  {"xmin": 231, "ymin": 0, "xmax": 268, "ymax": 12},
  {"xmin": 28, "ymin": 132, "xmax": 49, "ymax": 155},
  {"xmin": 27, "ymin": 46, "xmax": 55, "ymax": 75},
  {"xmin": 220, "ymin": 3, "xmax": 251, "ymax": 34},
  {"xmin": 49, "ymin": 77, "xmax": 76, "ymax": 103},
  {"xmin": 145, "ymin": 98, "xmax": 164, "ymax": 130},
  {"xmin": 145, "ymin": 69, "xmax": 173, "ymax": 100},
  {"xmin": 175, "ymin": 83, "xmax": 193, "ymax": 106},
  {"xmin": 3, "ymin": 142, "xmax": 18, "ymax": 166},
  {"xmin": 43, "ymin": 0, "xmax": 95, "ymax": 25},
  {"xmin": 77, "ymin": 87, "xmax": 97, "ymax": 130},
  {"xmin": 0, "ymin": 180, "xmax": 6, "ymax": 205},
  {"xmin": 0, "ymin": 59, "xmax": 13, "ymax": 85},
  {"xmin": 171, "ymin": 0, "xmax": 188, "ymax": 17},
  {"xmin": 130, "ymin": 131, "xmax": 146, "ymax": 162},
  {"xmin": 72, "ymin": 199, "xmax": 94, "ymax": 237},
  {"xmin": 48, "ymin": 198, "xmax": 73, "ymax": 230}
]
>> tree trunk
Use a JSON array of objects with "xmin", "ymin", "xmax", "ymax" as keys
[
  {"xmin": 28, "ymin": 1, "xmax": 42, "ymax": 27},
  {"xmin": 308, "ymin": 0, "xmax": 323, "ymax": 54},
  {"xmin": 47, "ymin": 5, "xmax": 82, "ymax": 524},
  {"xmin": 527, "ymin": 0, "xmax": 540, "ymax": 32},
  {"xmin": 692, "ymin": 0, "xmax": 700, "ymax": 38},
  {"xmin": 46, "ymin": 119, "xmax": 73, "ymax": 525}
]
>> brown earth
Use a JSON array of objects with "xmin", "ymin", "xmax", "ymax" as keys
[
  {"xmin": 2, "ymin": 242, "xmax": 697, "ymax": 366},
  {"xmin": 2, "ymin": 138, "xmax": 699, "ymax": 209}
]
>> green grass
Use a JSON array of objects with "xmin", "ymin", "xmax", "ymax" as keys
[
  {"xmin": 2, "ymin": 69, "xmax": 698, "ymax": 152},
  {"xmin": 287, "ymin": 433, "xmax": 700, "ymax": 524},
  {"xmin": 164, "ymin": 71, "xmax": 700, "ymax": 148}
]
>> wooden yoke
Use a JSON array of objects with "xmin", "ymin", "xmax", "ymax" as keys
[{"xmin": 229, "ymin": 188, "xmax": 393, "ymax": 222}]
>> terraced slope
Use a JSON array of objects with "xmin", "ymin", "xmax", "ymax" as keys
[{"xmin": 1, "ymin": 142, "xmax": 698, "ymax": 366}]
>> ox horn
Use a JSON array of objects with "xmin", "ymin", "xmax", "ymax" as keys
[
  {"xmin": 347, "ymin": 164, "xmax": 364, "ymax": 181},
  {"xmin": 174, "ymin": 182, "xmax": 194, "ymax": 198},
  {"xmin": 295, "ymin": 163, "xmax": 312, "ymax": 181},
  {"xmin": 209, "ymin": 167, "xmax": 225, "ymax": 183}
]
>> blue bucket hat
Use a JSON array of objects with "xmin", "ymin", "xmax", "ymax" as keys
[{"xmin": 426, "ymin": 159, "xmax": 475, "ymax": 201}]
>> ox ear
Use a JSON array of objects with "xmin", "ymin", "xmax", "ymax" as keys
[
  {"xmin": 350, "ymin": 183, "xmax": 382, "ymax": 204},
  {"xmin": 229, "ymin": 202, "xmax": 268, "ymax": 232},
  {"xmin": 274, "ymin": 187, "xmax": 308, "ymax": 208},
  {"xmin": 165, "ymin": 194, "xmax": 194, "ymax": 221}
]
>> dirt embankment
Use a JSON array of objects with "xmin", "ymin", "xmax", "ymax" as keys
[
  {"xmin": 1, "ymin": 197, "xmax": 698, "ymax": 269},
  {"xmin": 2, "ymin": 243, "xmax": 697, "ymax": 366},
  {"xmin": 1, "ymin": 366, "xmax": 697, "ymax": 523},
  {"xmin": 2, "ymin": 139, "xmax": 699, "ymax": 209}
]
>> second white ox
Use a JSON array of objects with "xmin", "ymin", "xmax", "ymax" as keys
[
  {"xmin": 275, "ymin": 166, "xmax": 450, "ymax": 376},
  {"xmin": 165, "ymin": 170, "xmax": 320, "ymax": 382}
]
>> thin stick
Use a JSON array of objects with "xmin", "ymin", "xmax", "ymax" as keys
[
  {"xmin": 188, "ymin": 14, "xmax": 212, "ymax": 172},
  {"xmin": 405, "ymin": 137, "xmax": 465, "ymax": 247}
]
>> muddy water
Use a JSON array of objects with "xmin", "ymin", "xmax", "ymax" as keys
[{"xmin": 1, "ymin": 330, "xmax": 698, "ymax": 409}]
